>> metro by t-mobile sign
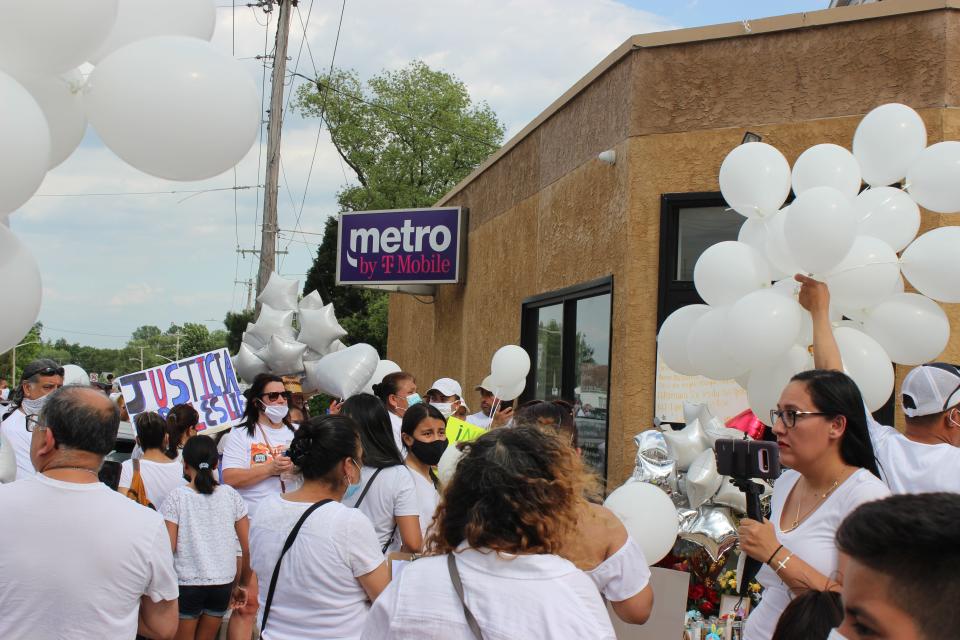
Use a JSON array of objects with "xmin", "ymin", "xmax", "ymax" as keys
[{"xmin": 336, "ymin": 207, "xmax": 465, "ymax": 285}]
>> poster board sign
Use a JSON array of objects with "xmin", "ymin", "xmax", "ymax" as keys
[
  {"xmin": 606, "ymin": 568, "xmax": 689, "ymax": 640},
  {"xmin": 445, "ymin": 416, "xmax": 487, "ymax": 444},
  {"xmin": 336, "ymin": 207, "xmax": 465, "ymax": 285},
  {"xmin": 654, "ymin": 356, "xmax": 749, "ymax": 425},
  {"xmin": 118, "ymin": 348, "xmax": 245, "ymax": 434}
]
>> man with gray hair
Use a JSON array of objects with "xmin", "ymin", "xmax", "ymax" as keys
[
  {"xmin": 0, "ymin": 386, "xmax": 179, "ymax": 639},
  {"xmin": 0, "ymin": 358, "xmax": 64, "ymax": 480}
]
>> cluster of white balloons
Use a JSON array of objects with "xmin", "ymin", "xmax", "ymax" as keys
[
  {"xmin": 0, "ymin": 0, "xmax": 261, "ymax": 355},
  {"xmin": 482, "ymin": 345, "xmax": 531, "ymax": 407},
  {"xmin": 659, "ymin": 103, "xmax": 955, "ymax": 423}
]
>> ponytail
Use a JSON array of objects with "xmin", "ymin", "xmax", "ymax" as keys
[
  {"xmin": 182, "ymin": 435, "xmax": 220, "ymax": 495},
  {"xmin": 165, "ymin": 404, "xmax": 199, "ymax": 460}
]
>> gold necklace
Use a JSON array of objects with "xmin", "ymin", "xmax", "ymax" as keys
[{"xmin": 785, "ymin": 477, "xmax": 841, "ymax": 532}]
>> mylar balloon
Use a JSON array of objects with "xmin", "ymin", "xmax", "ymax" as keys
[
  {"xmin": 677, "ymin": 505, "xmax": 738, "ymax": 562},
  {"xmin": 835, "ymin": 327, "xmax": 894, "ymax": 412},
  {"xmin": 0, "ymin": 226, "xmax": 43, "ymax": 354},
  {"xmin": 604, "ymin": 482, "xmax": 680, "ymax": 565},
  {"xmin": 8, "ymin": 68, "xmax": 86, "ymax": 169},
  {"xmin": 241, "ymin": 324, "xmax": 268, "ymax": 351},
  {"xmin": 853, "ymin": 103, "xmax": 926, "ymax": 187},
  {"xmin": 784, "ymin": 186, "xmax": 857, "ymax": 275},
  {"xmin": 687, "ymin": 307, "xmax": 750, "ymax": 380},
  {"xmin": 792, "ymin": 143, "xmax": 862, "ymax": 200},
  {"xmin": 0, "ymin": 70, "xmax": 50, "ymax": 215},
  {"xmin": 726, "ymin": 289, "xmax": 802, "ymax": 368},
  {"xmin": 693, "ymin": 241, "xmax": 770, "ymax": 307},
  {"xmin": 62, "ymin": 364, "xmax": 90, "ymax": 386},
  {"xmin": 901, "ymin": 227, "xmax": 960, "ymax": 303},
  {"xmin": 906, "ymin": 141, "xmax": 960, "ymax": 213},
  {"xmin": 683, "ymin": 401, "xmax": 714, "ymax": 428},
  {"xmin": 304, "ymin": 343, "xmax": 379, "ymax": 399},
  {"xmin": 88, "ymin": 0, "xmax": 216, "ymax": 63},
  {"xmin": 686, "ymin": 449, "xmax": 723, "ymax": 509},
  {"xmin": 825, "ymin": 236, "xmax": 901, "ymax": 311},
  {"xmin": 328, "ymin": 340, "xmax": 348, "ymax": 353},
  {"xmin": 297, "ymin": 304, "xmax": 348, "ymax": 354},
  {"xmin": 660, "ymin": 419, "xmax": 711, "ymax": 471},
  {"xmin": 854, "ymin": 187, "xmax": 920, "ymax": 253},
  {"xmin": 256, "ymin": 272, "xmax": 299, "ymax": 311},
  {"xmin": 235, "ymin": 343, "xmax": 269, "ymax": 384},
  {"xmin": 86, "ymin": 36, "xmax": 260, "ymax": 181},
  {"xmin": 657, "ymin": 304, "xmax": 709, "ymax": 376},
  {"xmin": 362, "ymin": 359, "xmax": 402, "ymax": 395},
  {"xmin": 863, "ymin": 293, "xmax": 950, "ymax": 365},
  {"xmin": 254, "ymin": 305, "xmax": 294, "ymax": 332},
  {"xmin": 299, "ymin": 290, "xmax": 325, "ymax": 311},
  {"xmin": 719, "ymin": 142, "xmax": 791, "ymax": 219},
  {"xmin": 255, "ymin": 336, "xmax": 307, "ymax": 376},
  {"xmin": 0, "ymin": 0, "xmax": 118, "ymax": 73}
]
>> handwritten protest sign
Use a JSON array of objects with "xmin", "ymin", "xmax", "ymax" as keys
[
  {"xmin": 444, "ymin": 416, "xmax": 487, "ymax": 444},
  {"xmin": 119, "ymin": 348, "xmax": 245, "ymax": 434}
]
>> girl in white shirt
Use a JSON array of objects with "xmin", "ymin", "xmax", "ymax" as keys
[
  {"xmin": 165, "ymin": 403, "xmax": 199, "ymax": 461},
  {"xmin": 118, "ymin": 412, "xmax": 183, "ymax": 509},
  {"xmin": 340, "ymin": 393, "xmax": 422, "ymax": 553},
  {"xmin": 362, "ymin": 426, "xmax": 617, "ymax": 640},
  {"xmin": 738, "ymin": 370, "xmax": 890, "ymax": 640},
  {"xmin": 250, "ymin": 415, "xmax": 389, "ymax": 640},
  {"xmin": 400, "ymin": 403, "xmax": 447, "ymax": 540}
]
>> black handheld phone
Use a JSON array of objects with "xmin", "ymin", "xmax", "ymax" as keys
[{"xmin": 715, "ymin": 438, "xmax": 781, "ymax": 480}]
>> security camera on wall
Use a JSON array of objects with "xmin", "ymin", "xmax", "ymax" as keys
[{"xmin": 598, "ymin": 149, "xmax": 616, "ymax": 165}]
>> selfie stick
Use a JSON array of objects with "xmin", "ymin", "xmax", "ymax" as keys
[{"xmin": 730, "ymin": 477, "xmax": 765, "ymax": 597}]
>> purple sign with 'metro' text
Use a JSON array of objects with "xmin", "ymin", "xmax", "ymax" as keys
[{"xmin": 336, "ymin": 207, "xmax": 465, "ymax": 285}]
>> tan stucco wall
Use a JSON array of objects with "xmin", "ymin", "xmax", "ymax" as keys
[{"xmin": 388, "ymin": 6, "xmax": 960, "ymax": 486}]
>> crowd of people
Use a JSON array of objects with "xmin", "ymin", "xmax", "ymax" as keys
[{"xmin": 0, "ymin": 276, "xmax": 958, "ymax": 640}]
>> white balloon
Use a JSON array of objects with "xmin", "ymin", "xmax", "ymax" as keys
[
  {"xmin": 85, "ymin": 36, "xmax": 260, "ymax": 181},
  {"xmin": 792, "ymin": 143, "xmax": 862, "ymax": 199},
  {"xmin": 693, "ymin": 241, "xmax": 771, "ymax": 307},
  {"xmin": 835, "ymin": 327, "xmax": 894, "ymax": 412},
  {"xmin": 726, "ymin": 290, "xmax": 802, "ymax": 368},
  {"xmin": 685, "ymin": 449, "xmax": 722, "ymax": 509},
  {"xmin": 255, "ymin": 336, "xmax": 306, "ymax": 376},
  {"xmin": 687, "ymin": 307, "xmax": 750, "ymax": 380},
  {"xmin": 303, "ymin": 343, "xmax": 379, "ymax": 399},
  {"xmin": 494, "ymin": 377, "xmax": 526, "ymax": 402},
  {"xmin": 234, "ymin": 343, "xmax": 269, "ymax": 384},
  {"xmin": 763, "ymin": 207, "xmax": 803, "ymax": 279},
  {"xmin": 719, "ymin": 142, "xmax": 791, "ymax": 219},
  {"xmin": 682, "ymin": 401, "xmax": 714, "ymax": 428},
  {"xmin": 604, "ymin": 482, "xmax": 679, "ymax": 565},
  {"xmin": 747, "ymin": 345, "xmax": 813, "ymax": 426},
  {"xmin": 702, "ymin": 417, "xmax": 749, "ymax": 447},
  {"xmin": 437, "ymin": 444, "xmax": 463, "ymax": 486},
  {"xmin": 299, "ymin": 290, "xmax": 325, "ymax": 311},
  {"xmin": 241, "ymin": 324, "xmax": 268, "ymax": 351},
  {"xmin": 660, "ymin": 419, "xmax": 710, "ymax": 471},
  {"xmin": 490, "ymin": 345, "xmax": 531, "ymax": 381},
  {"xmin": 0, "ymin": 0, "xmax": 118, "ymax": 73},
  {"xmin": 7, "ymin": 68, "xmax": 86, "ymax": 169},
  {"xmin": 853, "ymin": 103, "xmax": 927, "ymax": 187},
  {"xmin": 88, "ymin": 0, "xmax": 216, "ymax": 63},
  {"xmin": 256, "ymin": 272, "xmax": 299, "ymax": 311},
  {"xmin": 657, "ymin": 304, "xmax": 709, "ymax": 376},
  {"xmin": 62, "ymin": 364, "xmax": 90, "ymax": 386},
  {"xmin": 297, "ymin": 304, "xmax": 348, "ymax": 354},
  {"xmin": 362, "ymin": 359, "xmax": 403, "ymax": 395},
  {"xmin": 854, "ymin": 187, "xmax": 920, "ymax": 253},
  {"xmin": 0, "ymin": 226, "xmax": 43, "ymax": 354},
  {"xmin": 784, "ymin": 186, "xmax": 857, "ymax": 275},
  {"xmin": 824, "ymin": 236, "xmax": 901, "ymax": 311},
  {"xmin": 328, "ymin": 339, "xmax": 348, "ymax": 353},
  {"xmin": 906, "ymin": 141, "xmax": 960, "ymax": 213},
  {"xmin": 0, "ymin": 71, "xmax": 50, "ymax": 215},
  {"xmin": 901, "ymin": 227, "xmax": 960, "ymax": 303},
  {"xmin": 863, "ymin": 293, "xmax": 950, "ymax": 365},
  {"xmin": 256, "ymin": 304, "xmax": 294, "ymax": 330}
]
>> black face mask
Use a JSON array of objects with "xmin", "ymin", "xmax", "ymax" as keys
[{"xmin": 409, "ymin": 438, "xmax": 447, "ymax": 466}]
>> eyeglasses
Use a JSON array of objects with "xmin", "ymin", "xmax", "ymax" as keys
[
  {"xmin": 770, "ymin": 409, "xmax": 833, "ymax": 429},
  {"xmin": 25, "ymin": 414, "xmax": 46, "ymax": 432},
  {"xmin": 28, "ymin": 366, "xmax": 65, "ymax": 378},
  {"xmin": 260, "ymin": 391, "xmax": 290, "ymax": 402}
]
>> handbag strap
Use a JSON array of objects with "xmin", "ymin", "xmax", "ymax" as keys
[
  {"xmin": 353, "ymin": 466, "xmax": 383, "ymax": 508},
  {"xmin": 261, "ymin": 498, "xmax": 333, "ymax": 632},
  {"xmin": 447, "ymin": 553, "xmax": 484, "ymax": 640}
]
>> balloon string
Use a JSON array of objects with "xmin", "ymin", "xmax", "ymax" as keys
[{"xmin": 824, "ymin": 259, "xmax": 901, "ymax": 278}]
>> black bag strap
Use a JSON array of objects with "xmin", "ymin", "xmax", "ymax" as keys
[
  {"xmin": 261, "ymin": 498, "xmax": 334, "ymax": 632},
  {"xmin": 447, "ymin": 554, "xmax": 484, "ymax": 640},
  {"xmin": 381, "ymin": 523, "xmax": 398, "ymax": 554},
  {"xmin": 353, "ymin": 467, "xmax": 383, "ymax": 508}
]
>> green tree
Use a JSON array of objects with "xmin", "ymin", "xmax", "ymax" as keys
[
  {"xmin": 295, "ymin": 60, "xmax": 504, "ymax": 355},
  {"xmin": 223, "ymin": 309, "xmax": 255, "ymax": 353}
]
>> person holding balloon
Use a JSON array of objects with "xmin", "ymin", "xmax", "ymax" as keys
[{"xmin": 737, "ymin": 369, "xmax": 889, "ymax": 640}]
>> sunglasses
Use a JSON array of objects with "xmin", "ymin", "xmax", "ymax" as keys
[
  {"xmin": 29, "ymin": 366, "xmax": 65, "ymax": 378},
  {"xmin": 259, "ymin": 391, "xmax": 291, "ymax": 402}
]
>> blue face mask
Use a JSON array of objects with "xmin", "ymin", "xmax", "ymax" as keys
[
  {"xmin": 343, "ymin": 459, "xmax": 363, "ymax": 500},
  {"xmin": 405, "ymin": 392, "xmax": 423, "ymax": 408}
]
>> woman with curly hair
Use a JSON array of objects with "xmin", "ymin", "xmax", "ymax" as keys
[{"xmin": 361, "ymin": 426, "xmax": 616, "ymax": 639}]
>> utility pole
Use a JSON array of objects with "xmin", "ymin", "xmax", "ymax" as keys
[
  {"xmin": 235, "ymin": 279, "xmax": 255, "ymax": 311},
  {"xmin": 255, "ymin": 0, "xmax": 296, "ymax": 313}
]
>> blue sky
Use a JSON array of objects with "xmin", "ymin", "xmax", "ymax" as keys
[{"xmin": 9, "ymin": 0, "xmax": 827, "ymax": 349}]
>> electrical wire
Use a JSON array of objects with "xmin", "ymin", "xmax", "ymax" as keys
[
  {"xmin": 43, "ymin": 327, "xmax": 133, "ymax": 339},
  {"xmin": 34, "ymin": 185, "xmax": 261, "ymax": 198}
]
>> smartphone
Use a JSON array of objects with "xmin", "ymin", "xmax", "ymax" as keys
[
  {"xmin": 714, "ymin": 438, "xmax": 781, "ymax": 480},
  {"xmin": 495, "ymin": 399, "xmax": 514, "ymax": 413}
]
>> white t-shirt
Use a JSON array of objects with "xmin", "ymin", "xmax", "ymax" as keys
[
  {"xmin": 744, "ymin": 469, "xmax": 890, "ymax": 640},
  {"xmin": 585, "ymin": 536, "xmax": 651, "ymax": 602},
  {"xmin": 389, "ymin": 411, "xmax": 405, "ymax": 456},
  {"xmin": 0, "ymin": 431, "xmax": 16, "ymax": 484},
  {"xmin": 250, "ymin": 496, "xmax": 385, "ymax": 640},
  {"xmin": 408, "ymin": 466, "xmax": 440, "ymax": 539},
  {"xmin": 465, "ymin": 411, "xmax": 492, "ymax": 429},
  {"xmin": 0, "ymin": 410, "xmax": 34, "ymax": 479},
  {"xmin": 343, "ymin": 465, "xmax": 420, "ymax": 553},
  {"xmin": 119, "ymin": 457, "xmax": 185, "ymax": 508},
  {"xmin": 160, "ymin": 484, "xmax": 248, "ymax": 585},
  {"xmin": 0, "ymin": 474, "xmax": 178, "ymax": 639},
  {"xmin": 221, "ymin": 424, "xmax": 300, "ymax": 519},
  {"xmin": 361, "ymin": 547, "xmax": 617, "ymax": 639},
  {"xmin": 866, "ymin": 413, "xmax": 960, "ymax": 493}
]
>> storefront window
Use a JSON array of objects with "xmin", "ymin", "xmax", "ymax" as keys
[
  {"xmin": 574, "ymin": 294, "xmax": 611, "ymax": 476},
  {"xmin": 534, "ymin": 304, "xmax": 563, "ymax": 400}
]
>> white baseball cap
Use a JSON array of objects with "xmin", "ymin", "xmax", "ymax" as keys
[
  {"xmin": 427, "ymin": 377, "xmax": 462, "ymax": 398},
  {"xmin": 476, "ymin": 375, "xmax": 496, "ymax": 393},
  {"xmin": 901, "ymin": 363, "xmax": 960, "ymax": 418}
]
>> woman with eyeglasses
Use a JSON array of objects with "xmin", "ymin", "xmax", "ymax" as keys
[
  {"xmin": 250, "ymin": 415, "xmax": 389, "ymax": 639},
  {"xmin": 738, "ymin": 370, "xmax": 890, "ymax": 640},
  {"xmin": 221, "ymin": 373, "xmax": 301, "ymax": 640}
]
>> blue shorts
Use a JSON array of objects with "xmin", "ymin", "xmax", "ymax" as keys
[{"xmin": 178, "ymin": 583, "xmax": 233, "ymax": 619}]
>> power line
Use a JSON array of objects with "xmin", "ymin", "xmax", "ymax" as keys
[
  {"xmin": 34, "ymin": 185, "xmax": 261, "ymax": 198},
  {"xmin": 247, "ymin": 6, "xmax": 274, "ymax": 292},
  {"xmin": 43, "ymin": 326, "xmax": 132, "ymax": 339}
]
